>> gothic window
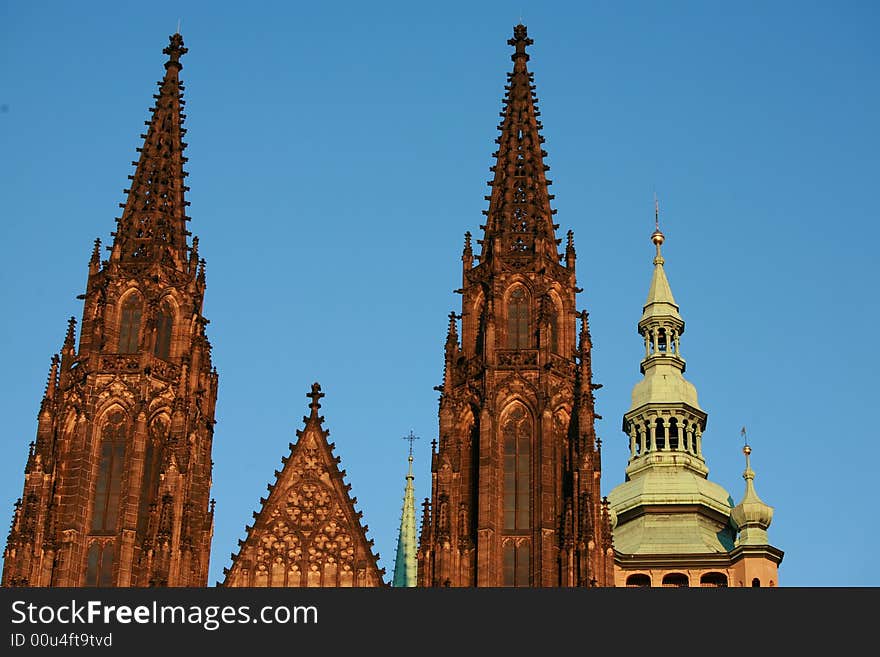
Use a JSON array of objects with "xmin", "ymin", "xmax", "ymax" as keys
[
  {"xmin": 700, "ymin": 572, "xmax": 729, "ymax": 587},
  {"xmin": 154, "ymin": 300, "xmax": 173, "ymax": 359},
  {"xmin": 548, "ymin": 310, "xmax": 558, "ymax": 353},
  {"xmin": 137, "ymin": 419, "xmax": 166, "ymax": 534},
  {"xmin": 84, "ymin": 541, "xmax": 115, "ymax": 587},
  {"xmin": 119, "ymin": 294, "xmax": 142, "ymax": 353},
  {"xmin": 626, "ymin": 574, "xmax": 651, "ymax": 587},
  {"xmin": 507, "ymin": 288, "xmax": 530, "ymax": 349},
  {"xmin": 91, "ymin": 411, "xmax": 127, "ymax": 533},
  {"xmin": 503, "ymin": 405, "xmax": 531, "ymax": 530},
  {"xmin": 502, "ymin": 539, "xmax": 530, "ymax": 587},
  {"xmin": 662, "ymin": 573, "xmax": 689, "ymax": 587}
]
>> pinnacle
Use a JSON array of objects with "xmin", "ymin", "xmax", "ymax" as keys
[
  {"xmin": 478, "ymin": 25, "xmax": 559, "ymax": 265},
  {"xmin": 63, "ymin": 317, "xmax": 76, "ymax": 349},
  {"xmin": 112, "ymin": 33, "xmax": 191, "ymax": 267}
]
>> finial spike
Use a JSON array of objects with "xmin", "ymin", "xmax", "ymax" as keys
[
  {"xmin": 741, "ymin": 426, "xmax": 753, "ymax": 471},
  {"xmin": 654, "ymin": 192, "xmax": 660, "ymax": 231},
  {"xmin": 651, "ymin": 194, "xmax": 665, "ymax": 259}
]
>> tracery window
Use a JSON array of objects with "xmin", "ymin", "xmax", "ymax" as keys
[
  {"xmin": 84, "ymin": 541, "xmax": 115, "ymax": 587},
  {"xmin": 502, "ymin": 540, "xmax": 530, "ymax": 587},
  {"xmin": 503, "ymin": 405, "xmax": 531, "ymax": 530},
  {"xmin": 507, "ymin": 288, "xmax": 530, "ymax": 348},
  {"xmin": 91, "ymin": 410, "xmax": 127, "ymax": 533},
  {"xmin": 119, "ymin": 294, "xmax": 142, "ymax": 353},
  {"xmin": 154, "ymin": 300, "xmax": 173, "ymax": 359}
]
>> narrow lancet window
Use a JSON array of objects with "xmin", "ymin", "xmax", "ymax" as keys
[
  {"xmin": 548, "ymin": 311, "xmax": 558, "ymax": 353},
  {"xmin": 507, "ymin": 288, "xmax": 530, "ymax": 348},
  {"xmin": 84, "ymin": 541, "xmax": 116, "ymax": 587},
  {"xmin": 119, "ymin": 294, "xmax": 142, "ymax": 353},
  {"xmin": 91, "ymin": 411, "xmax": 127, "ymax": 532},
  {"xmin": 154, "ymin": 300, "xmax": 173, "ymax": 359},
  {"xmin": 502, "ymin": 540, "xmax": 531, "ymax": 587},
  {"xmin": 503, "ymin": 405, "xmax": 531, "ymax": 530}
]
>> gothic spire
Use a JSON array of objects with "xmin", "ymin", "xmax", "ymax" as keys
[
  {"xmin": 478, "ymin": 24, "xmax": 559, "ymax": 264},
  {"xmin": 112, "ymin": 33, "xmax": 191, "ymax": 266},
  {"xmin": 392, "ymin": 432, "xmax": 419, "ymax": 587}
]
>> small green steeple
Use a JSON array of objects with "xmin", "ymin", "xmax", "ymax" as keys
[
  {"xmin": 392, "ymin": 432, "xmax": 419, "ymax": 587},
  {"xmin": 731, "ymin": 430, "xmax": 775, "ymax": 546}
]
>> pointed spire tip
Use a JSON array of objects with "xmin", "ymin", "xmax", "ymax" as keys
[{"xmin": 163, "ymin": 32, "xmax": 187, "ymax": 70}]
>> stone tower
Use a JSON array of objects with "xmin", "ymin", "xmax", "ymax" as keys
[
  {"xmin": 607, "ymin": 213, "xmax": 783, "ymax": 586},
  {"xmin": 2, "ymin": 33, "xmax": 218, "ymax": 587},
  {"xmin": 416, "ymin": 25, "xmax": 614, "ymax": 587},
  {"xmin": 222, "ymin": 384, "xmax": 385, "ymax": 587}
]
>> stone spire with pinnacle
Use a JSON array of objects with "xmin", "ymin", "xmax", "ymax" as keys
[
  {"xmin": 418, "ymin": 25, "xmax": 612, "ymax": 588},
  {"xmin": 478, "ymin": 23, "xmax": 561, "ymax": 265},
  {"xmin": 2, "ymin": 32, "xmax": 217, "ymax": 588},
  {"xmin": 392, "ymin": 431, "xmax": 419, "ymax": 587},
  {"xmin": 111, "ymin": 33, "xmax": 192, "ymax": 266}
]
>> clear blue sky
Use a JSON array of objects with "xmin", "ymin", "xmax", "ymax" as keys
[{"xmin": 1, "ymin": 1, "xmax": 877, "ymax": 587}]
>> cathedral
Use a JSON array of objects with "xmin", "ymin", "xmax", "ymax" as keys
[{"xmin": 1, "ymin": 25, "xmax": 782, "ymax": 589}]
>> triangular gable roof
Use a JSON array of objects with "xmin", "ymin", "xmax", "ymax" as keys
[{"xmin": 222, "ymin": 383, "xmax": 385, "ymax": 587}]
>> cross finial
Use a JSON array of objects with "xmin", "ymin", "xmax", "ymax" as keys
[
  {"xmin": 509, "ymin": 23, "xmax": 533, "ymax": 60},
  {"xmin": 306, "ymin": 382, "xmax": 324, "ymax": 416},
  {"xmin": 403, "ymin": 430, "xmax": 420, "ymax": 458}
]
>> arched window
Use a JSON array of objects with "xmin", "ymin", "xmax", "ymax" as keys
[
  {"xmin": 548, "ymin": 311, "xmax": 558, "ymax": 353},
  {"xmin": 502, "ymin": 540, "xmax": 530, "ymax": 587},
  {"xmin": 119, "ymin": 294, "xmax": 142, "ymax": 353},
  {"xmin": 655, "ymin": 418, "xmax": 666, "ymax": 450},
  {"xmin": 503, "ymin": 405, "xmax": 531, "ymax": 530},
  {"xmin": 154, "ymin": 300, "xmax": 173, "ymax": 359},
  {"xmin": 662, "ymin": 573, "xmax": 689, "ymax": 587},
  {"xmin": 701, "ymin": 572, "xmax": 729, "ymax": 587},
  {"xmin": 626, "ymin": 574, "xmax": 651, "ymax": 587},
  {"xmin": 85, "ymin": 541, "xmax": 115, "ymax": 587},
  {"xmin": 752, "ymin": 578, "xmax": 761, "ymax": 588},
  {"xmin": 657, "ymin": 328, "xmax": 668, "ymax": 352},
  {"xmin": 137, "ymin": 419, "xmax": 166, "ymax": 534},
  {"xmin": 507, "ymin": 288, "xmax": 530, "ymax": 349},
  {"xmin": 91, "ymin": 411, "xmax": 127, "ymax": 532},
  {"xmin": 668, "ymin": 418, "xmax": 679, "ymax": 450}
]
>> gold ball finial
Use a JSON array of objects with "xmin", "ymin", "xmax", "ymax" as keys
[
  {"xmin": 743, "ymin": 444, "xmax": 751, "ymax": 456},
  {"xmin": 651, "ymin": 228, "xmax": 665, "ymax": 247}
]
